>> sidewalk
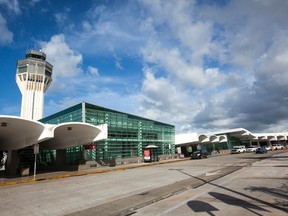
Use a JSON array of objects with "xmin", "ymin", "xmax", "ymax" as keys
[{"xmin": 0, "ymin": 158, "xmax": 187, "ymax": 186}]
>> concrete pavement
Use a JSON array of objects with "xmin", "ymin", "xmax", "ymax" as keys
[
  {"xmin": 0, "ymin": 151, "xmax": 287, "ymax": 216},
  {"xmin": 134, "ymin": 152, "xmax": 288, "ymax": 216},
  {"xmin": 0, "ymin": 158, "xmax": 187, "ymax": 186}
]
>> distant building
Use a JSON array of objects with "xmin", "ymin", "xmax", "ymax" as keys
[
  {"xmin": 175, "ymin": 128, "xmax": 288, "ymax": 157},
  {"xmin": 16, "ymin": 50, "xmax": 53, "ymax": 120}
]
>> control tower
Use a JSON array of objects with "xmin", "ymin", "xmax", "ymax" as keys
[{"xmin": 16, "ymin": 50, "xmax": 53, "ymax": 120}]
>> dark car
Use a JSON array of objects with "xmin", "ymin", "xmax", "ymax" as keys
[
  {"xmin": 256, "ymin": 147, "xmax": 268, "ymax": 154},
  {"xmin": 191, "ymin": 150, "xmax": 208, "ymax": 159}
]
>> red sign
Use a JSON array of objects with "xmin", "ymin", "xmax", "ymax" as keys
[
  {"xmin": 144, "ymin": 149, "xmax": 150, "ymax": 160},
  {"xmin": 83, "ymin": 144, "xmax": 96, "ymax": 150}
]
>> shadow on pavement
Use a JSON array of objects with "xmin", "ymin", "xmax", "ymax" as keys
[
  {"xmin": 209, "ymin": 192, "xmax": 269, "ymax": 216},
  {"xmin": 187, "ymin": 200, "xmax": 218, "ymax": 216},
  {"xmin": 245, "ymin": 182, "xmax": 288, "ymax": 207},
  {"xmin": 172, "ymin": 168, "xmax": 288, "ymax": 214}
]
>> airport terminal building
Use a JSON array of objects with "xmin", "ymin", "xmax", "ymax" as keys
[
  {"xmin": 1, "ymin": 50, "xmax": 287, "ymax": 176},
  {"xmin": 0, "ymin": 102, "xmax": 175, "ymax": 175},
  {"xmin": 0, "ymin": 50, "xmax": 175, "ymax": 175},
  {"xmin": 38, "ymin": 102, "xmax": 175, "ymax": 167},
  {"xmin": 176, "ymin": 129, "xmax": 288, "ymax": 157}
]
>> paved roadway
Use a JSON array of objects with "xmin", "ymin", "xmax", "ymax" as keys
[
  {"xmin": 135, "ymin": 151, "xmax": 288, "ymax": 216},
  {"xmin": 0, "ymin": 151, "xmax": 287, "ymax": 216}
]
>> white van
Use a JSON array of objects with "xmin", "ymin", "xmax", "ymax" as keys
[{"xmin": 231, "ymin": 146, "xmax": 246, "ymax": 154}]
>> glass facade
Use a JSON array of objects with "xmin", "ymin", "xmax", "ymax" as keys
[{"xmin": 39, "ymin": 102, "xmax": 175, "ymax": 165}]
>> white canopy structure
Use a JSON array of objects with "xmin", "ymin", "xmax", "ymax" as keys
[
  {"xmin": 39, "ymin": 123, "xmax": 107, "ymax": 150},
  {"xmin": 0, "ymin": 115, "xmax": 107, "ymax": 151},
  {"xmin": 176, "ymin": 128, "xmax": 288, "ymax": 147}
]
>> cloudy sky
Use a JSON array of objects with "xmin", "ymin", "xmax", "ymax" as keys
[{"xmin": 1, "ymin": 0, "xmax": 288, "ymax": 134}]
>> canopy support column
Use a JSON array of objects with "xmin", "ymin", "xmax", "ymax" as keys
[
  {"xmin": 6, "ymin": 150, "xmax": 18, "ymax": 176},
  {"xmin": 56, "ymin": 149, "xmax": 66, "ymax": 168}
]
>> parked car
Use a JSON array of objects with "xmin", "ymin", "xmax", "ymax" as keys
[
  {"xmin": 191, "ymin": 150, "xmax": 208, "ymax": 159},
  {"xmin": 246, "ymin": 146, "xmax": 258, "ymax": 153},
  {"xmin": 272, "ymin": 144, "xmax": 284, "ymax": 150},
  {"xmin": 256, "ymin": 147, "xmax": 268, "ymax": 154},
  {"xmin": 231, "ymin": 146, "xmax": 246, "ymax": 154}
]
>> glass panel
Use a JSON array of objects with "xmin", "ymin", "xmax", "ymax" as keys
[{"xmin": 40, "ymin": 102, "xmax": 175, "ymax": 164}]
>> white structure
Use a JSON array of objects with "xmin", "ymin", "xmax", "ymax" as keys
[
  {"xmin": 16, "ymin": 50, "xmax": 53, "ymax": 120},
  {"xmin": 175, "ymin": 128, "xmax": 288, "ymax": 147},
  {"xmin": 0, "ymin": 115, "xmax": 108, "ymax": 174}
]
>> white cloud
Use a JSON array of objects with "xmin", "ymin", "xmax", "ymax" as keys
[
  {"xmin": 37, "ymin": 34, "xmax": 137, "ymax": 115},
  {"xmin": 114, "ymin": 55, "xmax": 123, "ymax": 70},
  {"xmin": 45, "ymin": 88, "xmax": 140, "ymax": 117},
  {"xmin": 0, "ymin": 0, "xmax": 20, "ymax": 14},
  {"xmin": 255, "ymin": 32, "xmax": 288, "ymax": 86},
  {"xmin": 50, "ymin": 0, "xmax": 288, "ymax": 133},
  {"xmin": 67, "ymin": 2, "xmax": 147, "ymax": 56},
  {"xmin": 11, "ymin": 0, "xmax": 288, "ymax": 133},
  {"xmin": 39, "ymin": 34, "xmax": 83, "ymax": 97},
  {"xmin": 87, "ymin": 66, "xmax": 99, "ymax": 76},
  {"xmin": 40, "ymin": 34, "xmax": 83, "ymax": 79},
  {"xmin": 137, "ymin": 0, "xmax": 288, "ymax": 132},
  {"xmin": 0, "ymin": 0, "xmax": 19, "ymax": 46},
  {"xmin": 54, "ymin": 13, "xmax": 68, "ymax": 27},
  {"xmin": 29, "ymin": 0, "xmax": 41, "ymax": 6},
  {"xmin": 139, "ymin": 68, "xmax": 203, "ymax": 127},
  {"xmin": 0, "ymin": 13, "xmax": 13, "ymax": 45},
  {"xmin": 142, "ymin": 41, "xmax": 227, "ymax": 90},
  {"xmin": 140, "ymin": 0, "xmax": 215, "ymax": 65}
]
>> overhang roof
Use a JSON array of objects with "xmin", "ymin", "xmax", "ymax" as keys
[
  {"xmin": 40, "ymin": 123, "xmax": 107, "ymax": 150},
  {"xmin": 214, "ymin": 128, "xmax": 255, "ymax": 140},
  {"xmin": 0, "ymin": 116, "xmax": 49, "ymax": 150},
  {"xmin": 0, "ymin": 115, "xmax": 107, "ymax": 151},
  {"xmin": 175, "ymin": 128, "xmax": 288, "ymax": 147}
]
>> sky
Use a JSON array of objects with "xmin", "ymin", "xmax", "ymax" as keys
[{"xmin": 1, "ymin": 0, "xmax": 288, "ymax": 134}]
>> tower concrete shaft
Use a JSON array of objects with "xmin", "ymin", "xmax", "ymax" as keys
[{"xmin": 16, "ymin": 50, "xmax": 53, "ymax": 120}]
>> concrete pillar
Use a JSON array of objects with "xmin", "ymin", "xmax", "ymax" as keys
[
  {"xmin": 56, "ymin": 149, "xmax": 66, "ymax": 168},
  {"xmin": 6, "ymin": 150, "xmax": 18, "ymax": 176},
  {"xmin": 83, "ymin": 149, "xmax": 87, "ymax": 160}
]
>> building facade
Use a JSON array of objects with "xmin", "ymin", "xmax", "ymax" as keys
[
  {"xmin": 16, "ymin": 50, "xmax": 53, "ymax": 120},
  {"xmin": 176, "ymin": 129, "xmax": 288, "ymax": 157},
  {"xmin": 39, "ymin": 102, "xmax": 175, "ymax": 166}
]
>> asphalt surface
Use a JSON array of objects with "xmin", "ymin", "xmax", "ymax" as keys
[
  {"xmin": 0, "ymin": 158, "xmax": 185, "ymax": 186},
  {"xmin": 0, "ymin": 150, "xmax": 287, "ymax": 216},
  {"xmin": 66, "ymin": 166, "xmax": 243, "ymax": 216},
  {"xmin": 135, "ymin": 152, "xmax": 288, "ymax": 216}
]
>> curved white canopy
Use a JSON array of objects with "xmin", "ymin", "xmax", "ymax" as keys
[
  {"xmin": 40, "ymin": 123, "xmax": 107, "ymax": 150},
  {"xmin": 176, "ymin": 128, "xmax": 287, "ymax": 147},
  {"xmin": 0, "ymin": 116, "xmax": 50, "ymax": 150},
  {"xmin": 215, "ymin": 128, "xmax": 255, "ymax": 140},
  {"xmin": 0, "ymin": 115, "xmax": 107, "ymax": 151}
]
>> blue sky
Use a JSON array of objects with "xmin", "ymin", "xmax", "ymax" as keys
[{"xmin": 1, "ymin": 0, "xmax": 288, "ymax": 134}]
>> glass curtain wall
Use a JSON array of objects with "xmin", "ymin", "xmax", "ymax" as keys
[
  {"xmin": 85, "ymin": 103, "xmax": 175, "ymax": 160},
  {"xmin": 40, "ymin": 102, "xmax": 175, "ymax": 165}
]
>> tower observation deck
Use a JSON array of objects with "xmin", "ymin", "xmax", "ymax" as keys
[{"xmin": 16, "ymin": 50, "xmax": 53, "ymax": 120}]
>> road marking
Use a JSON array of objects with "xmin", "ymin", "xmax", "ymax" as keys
[
  {"xmin": 205, "ymin": 171, "xmax": 221, "ymax": 176},
  {"xmin": 235, "ymin": 163, "xmax": 247, "ymax": 166}
]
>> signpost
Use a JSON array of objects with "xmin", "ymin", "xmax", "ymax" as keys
[{"xmin": 33, "ymin": 144, "xmax": 39, "ymax": 180}]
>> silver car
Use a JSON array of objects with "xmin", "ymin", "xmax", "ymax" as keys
[{"xmin": 246, "ymin": 146, "xmax": 258, "ymax": 152}]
